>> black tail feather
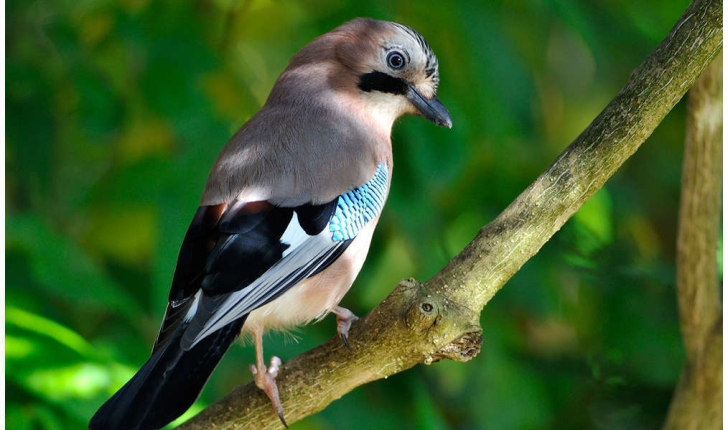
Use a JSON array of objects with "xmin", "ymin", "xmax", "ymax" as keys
[{"xmin": 89, "ymin": 318, "xmax": 245, "ymax": 430}]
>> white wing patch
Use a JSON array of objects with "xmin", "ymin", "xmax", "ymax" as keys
[
  {"xmin": 280, "ymin": 212, "xmax": 310, "ymax": 258},
  {"xmin": 183, "ymin": 290, "xmax": 203, "ymax": 323}
]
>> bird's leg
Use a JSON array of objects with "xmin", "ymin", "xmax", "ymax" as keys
[
  {"xmin": 332, "ymin": 306, "xmax": 359, "ymax": 350},
  {"xmin": 249, "ymin": 329, "xmax": 288, "ymax": 428}
]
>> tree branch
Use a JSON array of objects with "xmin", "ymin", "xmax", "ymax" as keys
[
  {"xmin": 662, "ymin": 51, "xmax": 722, "ymax": 430},
  {"xmin": 178, "ymin": 0, "xmax": 722, "ymax": 428}
]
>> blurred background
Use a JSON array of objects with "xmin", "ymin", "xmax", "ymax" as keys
[{"xmin": 6, "ymin": 0, "xmax": 714, "ymax": 429}]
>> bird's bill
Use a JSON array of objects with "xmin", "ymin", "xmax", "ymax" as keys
[{"xmin": 406, "ymin": 85, "xmax": 452, "ymax": 128}]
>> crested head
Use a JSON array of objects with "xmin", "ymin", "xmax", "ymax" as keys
[
  {"xmin": 332, "ymin": 19, "xmax": 441, "ymax": 98},
  {"xmin": 272, "ymin": 18, "xmax": 451, "ymax": 129},
  {"xmin": 204, "ymin": 19, "xmax": 451, "ymax": 207}
]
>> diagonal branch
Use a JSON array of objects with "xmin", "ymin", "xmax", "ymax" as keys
[{"xmin": 178, "ymin": 0, "xmax": 722, "ymax": 428}]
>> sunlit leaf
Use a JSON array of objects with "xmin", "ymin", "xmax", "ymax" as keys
[
  {"xmin": 6, "ymin": 307, "xmax": 98, "ymax": 359},
  {"xmin": 26, "ymin": 363, "xmax": 111, "ymax": 401}
]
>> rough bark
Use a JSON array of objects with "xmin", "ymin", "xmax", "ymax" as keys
[
  {"xmin": 662, "ymin": 52, "xmax": 722, "ymax": 430},
  {"xmin": 178, "ymin": 0, "xmax": 722, "ymax": 428}
]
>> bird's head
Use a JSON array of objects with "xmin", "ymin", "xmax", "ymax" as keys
[{"xmin": 279, "ymin": 18, "xmax": 452, "ymax": 130}]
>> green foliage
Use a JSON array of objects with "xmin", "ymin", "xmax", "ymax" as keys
[{"xmin": 7, "ymin": 0, "xmax": 697, "ymax": 428}]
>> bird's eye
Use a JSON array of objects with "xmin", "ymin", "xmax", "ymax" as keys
[{"xmin": 386, "ymin": 51, "xmax": 406, "ymax": 70}]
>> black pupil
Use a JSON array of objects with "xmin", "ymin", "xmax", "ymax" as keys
[{"xmin": 388, "ymin": 53, "xmax": 404, "ymax": 69}]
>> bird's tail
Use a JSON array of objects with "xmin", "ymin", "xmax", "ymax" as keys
[{"xmin": 89, "ymin": 319, "xmax": 245, "ymax": 430}]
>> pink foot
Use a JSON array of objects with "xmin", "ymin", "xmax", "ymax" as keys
[
  {"xmin": 250, "ymin": 356, "xmax": 288, "ymax": 428},
  {"xmin": 332, "ymin": 306, "xmax": 359, "ymax": 350}
]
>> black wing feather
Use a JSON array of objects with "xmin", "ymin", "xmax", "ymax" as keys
[{"xmin": 92, "ymin": 198, "xmax": 346, "ymax": 430}]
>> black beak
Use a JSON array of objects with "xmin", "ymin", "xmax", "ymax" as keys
[{"xmin": 406, "ymin": 84, "xmax": 452, "ymax": 128}]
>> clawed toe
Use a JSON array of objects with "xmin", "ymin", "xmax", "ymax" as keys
[
  {"xmin": 250, "ymin": 356, "xmax": 288, "ymax": 428},
  {"xmin": 251, "ymin": 328, "xmax": 289, "ymax": 428},
  {"xmin": 332, "ymin": 306, "xmax": 359, "ymax": 351}
]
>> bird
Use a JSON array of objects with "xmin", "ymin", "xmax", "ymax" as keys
[{"xmin": 89, "ymin": 17, "xmax": 451, "ymax": 430}]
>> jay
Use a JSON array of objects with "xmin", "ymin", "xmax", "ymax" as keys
[{"xmin": 89, "ymin": 17, "xmax": 451, "ymax": 430}]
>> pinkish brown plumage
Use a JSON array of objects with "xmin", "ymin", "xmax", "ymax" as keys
[{"xmin": 90, "ymin": 18, "xmax": 450, "ymax": 430}]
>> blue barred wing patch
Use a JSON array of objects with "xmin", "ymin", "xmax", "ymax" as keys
[{"xmin": 329, "ymin": 163, "xmax": 389, "ymax": 241}]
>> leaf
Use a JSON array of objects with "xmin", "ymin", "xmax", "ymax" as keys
[{"xmin": 6, "ymin": 306, "xmax": 137, "ymax": 424}]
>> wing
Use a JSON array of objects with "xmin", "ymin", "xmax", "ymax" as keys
[
  {"xmin": 152, "ymin": 203, "xmax": 226, "ymax": 354},
  {"xmin": 154, "ymin": 162, "xmax": 390, "ymax": 354}
]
